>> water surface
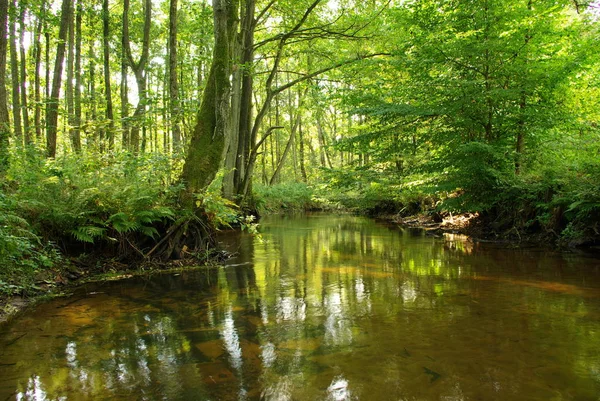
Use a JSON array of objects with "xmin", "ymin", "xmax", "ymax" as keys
[{"xmin": 1, "ymin": 214, "xmax": 600, "ymax": 400}]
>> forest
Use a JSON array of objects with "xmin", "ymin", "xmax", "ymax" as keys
[{"xmin": 0, "ymin": 0, "xmax": 599, "ymax": 298}]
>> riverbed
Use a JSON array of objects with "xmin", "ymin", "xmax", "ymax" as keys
[{"xmin": 1, "ymin": 213, "xmax": 599, "ymax": 400}]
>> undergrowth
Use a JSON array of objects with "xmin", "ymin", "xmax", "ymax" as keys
[
  {"xmin": 253, "ymin": 182, "xmax": 317, "ymax": 214},
  {"xmin": 0, "ymin": 151, "xmax": 243, "ymax": 297}
]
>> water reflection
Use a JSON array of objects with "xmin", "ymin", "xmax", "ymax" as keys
[{"xmin": 1, "ymin": 214, "xmax": 600, "ymax": 400}]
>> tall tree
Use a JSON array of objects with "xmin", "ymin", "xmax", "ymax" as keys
[
  {"xmin": 32, "ymin": 0, "xmax": 45, "ymax": 141},
  {"xmin": 0, "ymin": 0, "xmax": 9, "ymax": 173},
  {"xmin": 46, "ymin": 0, "xmax": 72, "ymax": 158},
  {"xmin": 168, "ymin": 0, "xmax": 181, "ymax": 151},
  {"xmin": 8, "ymin": 0, "xmax": 21, "ymax": 144},
  {"xmin": 181, "ymin": 0, "xmax": 239, "ymax": 195},
  {"xmin": 102, "ymin": 0, "xmax": 114, "ymax": 149},
  {"xmin": 122, "ymin": 0, "xmax": 152, "ymax": 153},
  {"xmin": 18, "ymin": 2, "xmax": 31, "ymax": 145},
  {"xmin": 73, "ymin": 0, "xmax": 82, "ymax": 152},
  {"xmin": 65, "ymin": 0, "xmax": 76, "ymax": 151}
]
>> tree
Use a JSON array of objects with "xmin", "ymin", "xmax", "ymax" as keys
[
  {"xmin": 122, "ymin": 0, "xmax": 152, "ymax": 153},
  {"xmin": 168, "ymin": 0, "xmax": 181, "ymax": 151},
  {"xmin": 0, "ymin": 0, "xmax": 9, "ymax": 173},
  {"xmin": 9, "ymin": 0, "xmax": 21, "ymax": 145},
  {"xmin": 181, "ymin": 0, "xmax": 239, "ymax": 195},
  {"xmin": 102, "ymin": 0, "xmax": 115, "ymax": 149},
  {"xmin": 46, "ymin": 0, "xmax": 72, "ymax": 158}
]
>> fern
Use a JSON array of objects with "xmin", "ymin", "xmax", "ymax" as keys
[{"xmin": 71, "ymin": 226, "xmax": 107, "ymax": 243}]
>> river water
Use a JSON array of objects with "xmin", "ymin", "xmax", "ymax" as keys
[{"xmin": 1, "ymin": 214, "xmax": 599, "ymax": 400}]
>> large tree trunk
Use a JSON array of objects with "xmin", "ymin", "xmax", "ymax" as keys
[
  {"xmin": 46, "ymin": 0, "xmax": 72, "ymax": 158},
  {"xmin": 0, "ymin": 0, "xmax": 9, "ymax": 173},
  {"xmin": 180, "ymin": 0, "xmax": 238, "ymax": 196}
]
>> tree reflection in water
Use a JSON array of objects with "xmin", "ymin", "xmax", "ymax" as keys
[{"xmin": 1, "ymin": 214, "xmax": 599, "ymax": 400}]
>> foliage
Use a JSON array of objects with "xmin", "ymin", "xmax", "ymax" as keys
[
  {"xmin": 0, "ymin": 191, "xmax": 61, "ymax": 296},
  {"xmin": 253, "ymin": 183, "xmax": 317, "ymax": 214},
  {"xmin": 7, "ymin": 150, "xmax": 181, "ymax": 255},
  {"xmin": 195, "ymin": 170, "xmax": 240, "ymax": 229}
]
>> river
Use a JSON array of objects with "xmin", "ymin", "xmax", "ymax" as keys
[{"xmin": 1, "ymin": 213, "xmax": 599, "ymax": 400}]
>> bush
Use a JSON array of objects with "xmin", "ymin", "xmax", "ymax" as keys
[
  {"xmin": 253, "ymin": 182, "xmax": 316, "ymax": 214},
  {"xmin": 6, "ymin": 151, "xmax": 182, "ymax": 257},
  {"xmin": 0, "ymin": 192, "xmax": 61, "ymax": 296}
]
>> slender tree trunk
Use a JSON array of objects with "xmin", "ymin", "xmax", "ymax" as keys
[
  {"xmin": 18, "ymin": 3, "xmax": 31, "ymax": 145},
  {"xmin": 73, "ymin": 0, "xmax": 82, "ymax": 152},
  {"xmin": 9, "ymin": 0, "xmax": 21, "ymax": 145},
  {"xmin": 120, "ymin": 56, "xmax": 129, "ymax": 149},
  {"xmin": 270, "ymin": 116, "xmax": 298, "ymax": 185},
  {"xmin": 88, "ymin": 42, "xmax": 97, "ymax": 148},
  {"xmin": 316, "ymin": 117, "xmax": 333, "ymax": 168},
  {"xmin": 515, "ymin": 0, "xmax": 533, "ymax": 175},
  {"xmin": 46, "ymin": 0, "xmax": 72, "ymax": 158},
  {"xmin": 0, "ymin": 0, "xmax": 9, "ymax": 173},
  {"xmin": 298, "ymin": 116, "xmax": 307, "ymax": 182},
  {"xmin": 45, "ymin": 20, "xmax": 50, "ymax": 101},
  {"xmin": 32, "ymin": 0, "xmax": 45, "ymax": 141},
  {"xmin": 233, "ymin": 0, "xmax": 255, "ymax": 195},
  {"xmin": 102, "ymin": 0, "xmax": 114, "ymax": 150},
  {"xmin": 168, "ymin": 0, "xmax": 181, "ymax": 151},
  {"xmin": 66, "ymin": 2, "xmax": 76, "ymax": 152}
]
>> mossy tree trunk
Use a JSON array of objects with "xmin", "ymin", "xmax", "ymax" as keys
[{"xmin": 180, "ymin": 0, "xmax": 238, "ymax": 197}]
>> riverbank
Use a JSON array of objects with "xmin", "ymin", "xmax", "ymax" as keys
[
  {"xmin": 0, "ymin": 252, "xmax": 228, "ymax": 327},
  {"xmin": 378, "ymin": 210, "xmax": 600, "ymax": 251}
]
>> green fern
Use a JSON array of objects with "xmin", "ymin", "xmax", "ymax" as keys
[{"xmin": 71, "ymin": 226, "xmax": 107, "ymax": 243}]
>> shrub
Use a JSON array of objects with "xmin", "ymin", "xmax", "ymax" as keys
[
  {"xmin": 253, "ymin": 182, "xmax": 316, "ymax": 214},
  {"xmin": 0, "ymin": 192, "xmax": 61, "ymax": 296}
]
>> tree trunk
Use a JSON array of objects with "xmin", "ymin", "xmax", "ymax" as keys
[
  {"xmin": 73, "ymin": 0, "xmax": 82, "ymax": 152},
  {"xmin": 87, "ymin": 42, "xmax": 97, "ymax": 147},
  {"xmin": 9, "ymin": 0, "xmax": 21, "ymax": 145},
  {"xmin": 168, "ymin": 0, "xmax": 181, "ymax": 151},
  {"xmin": 180, "ymin": 0, "xmax": 238, "ymax": 196},
  {"xmin": 102, "ymin": 0, "xmax": 114, "ymax": 149},
  {"xmin": 18, "ymin": 3, "xmax": 31, "ymax": 145},
  {"xmin": 122, "ymin": 0, "xmax": 152, "ymax": 154},
  {"xmin": 298, "ymin": 115, "xmax": 307, "ymax": 182},
  {"xmin": 0, "ymin": 0, "xmax": 9, "ymax": 173},
  {"xmin": 232, "ymin": 0, "xmax": 255, "ymax": 196},
  {"xmin": 32, "ymin": 0, "xmax": 45, "ymax": 141},
  {"xmin": 120, "ymin": 56, "xmax": 129, "ymax": 149},
  {"xmin": 46, "ymin": 0, "xmax": 72, "ymax": 158},
  {"xmin": 66, "ymin": 1, "xmax": 76, "ymax": 152},
  {"xmin": 515, "ymin": 0, "xmax": 532, "ymax": 175},
  {"xmin": 270, "ymin": 116, "xmax": 298, "ymax": 185}
]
